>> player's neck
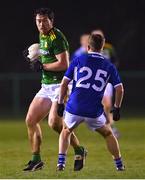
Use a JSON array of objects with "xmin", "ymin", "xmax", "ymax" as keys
[
  {"xmin": 40, "ymin": 27, "xmax": 54, "ymax": 35},
  {"xmin": 88, "ymin": 50, "xmax": 101, "ymax": 54}
]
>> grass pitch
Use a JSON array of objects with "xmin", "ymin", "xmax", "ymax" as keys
[{"xmin": 0, "ymin": 117, "xmax": 145, "ymax": 179}]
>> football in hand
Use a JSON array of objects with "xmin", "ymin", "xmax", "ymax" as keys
[{"xmin": 27, "ymin": 43, "xmax": 40, "ymax": 61}]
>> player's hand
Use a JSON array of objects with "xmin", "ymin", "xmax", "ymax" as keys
[
  {"xmin": 110, "ymin": 107, "xmax": 120, "ymax": 121},
  {"xmin": 30, "ymin": 60, "xmax": 43, "ymax": 72},
  {"xmin": 57, "ymin": 103, "xmax": 65, "ymax": 117},
  {"xmin": 23, "ymin": 43, "xmax": 40, "ymax": 63}
]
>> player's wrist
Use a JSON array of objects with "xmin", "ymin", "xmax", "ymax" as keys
[
  {"xmin": 114, "ymin": 104, "xmax": 120, "ymax": 109},
  {"xmin": 43, "ymin": 63, "xmax": 50, "ymax": 71},
  {"xmin": 58, "ymin": 100, "xmax": 64, "ymax": 104},
  {"xmin": 57, "ymin": 102, "xmax": 65, "ymax": 117}
]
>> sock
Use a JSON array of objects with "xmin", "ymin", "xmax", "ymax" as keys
[
  {"xmin": 74, "ymin": 146, "xmax": 84, "ymax": 155},
  {"xmin": 58, "ymin": 154, "xmax": 66, "ymax": 167},
  {"xmin": 114, "ymin": 157, "xmax": 123, "ymax": 169},
  {"xmin": 32, "ymin": 153, "xmax": 41, "ymax": 162}
]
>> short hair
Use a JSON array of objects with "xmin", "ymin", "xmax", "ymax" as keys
[
  {"xmin": 88, "ymin": 34, "xmax": 105, "ymax": 51},
  {"xmin": 91, "ymin": 29, "xmax": 105, "ymax": 38},
  {"xmin": 34, "ymin": 8, "xmax": 54, "ymax": 21}
]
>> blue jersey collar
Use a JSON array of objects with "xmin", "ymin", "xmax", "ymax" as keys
[
  {"xmin": 88, "ymin": 51, "xmax": 104, "ymax": 59},
  {"xmin": 88, "ymin": 52, "xmax": 102, "ymax": 55}
]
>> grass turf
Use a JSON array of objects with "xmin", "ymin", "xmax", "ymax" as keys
[{"xmin": 0, "ymin": 118, "xmax": 145, "ymax": 179}]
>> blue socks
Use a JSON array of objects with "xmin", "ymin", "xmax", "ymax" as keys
[
  {"xmin": 57, "ymin": 154, "xmax": 66, "ymax": 167},
  {"xmin": 114, "ymin": 157, "xmax": 123, "ymax": 169}
]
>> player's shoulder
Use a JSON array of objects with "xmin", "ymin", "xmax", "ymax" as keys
[
  {"xmin": 103, "ymin": 56, "xmax": 115, "ymax": 68},
  {"xmin": 107, "ymin": 60, "xmax": 117, "ymax": 72},
  {"xmin": 71, "ymin": 53, "xmax": 87, "ymax": 67},
  {"xmin": 52, "ymin": 28, "xmax": 66, "ymax": 38},
  {"xmin": 47, "ymin": 28, "xmax": 60, "ymax": 40},
  {"xmin": 52, "ymin": 27, "xmax": 62, "ymax": 34},
  {"xmin": 51, "ymin": 28, "xmax": 68, "ymax": 45},
  {"xmin": 77, "ymin": 53, "xmax": 88, "ymax": 62}
]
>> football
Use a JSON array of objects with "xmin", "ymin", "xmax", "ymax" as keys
[{"xmin": 27, "ymin": 43, "xmax": 40, "ymax": 61}]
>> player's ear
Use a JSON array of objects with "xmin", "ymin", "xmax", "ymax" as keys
[{"xmin": 87, "ymin": 45, "xmax": 90, "ymax": 51}]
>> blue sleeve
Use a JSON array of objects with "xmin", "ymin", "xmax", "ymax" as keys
[
  {"xmin": 109, "ymin": 64, "xmax": 122, "ymax": 86},
  {"xmin": 64, "ymin": 58, "xmax": 78, "ymax": 80}
]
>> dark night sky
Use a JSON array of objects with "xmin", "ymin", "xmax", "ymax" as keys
[{"xmin": 0, "ymin": 0, "xmax": 145, "ymax": 72}]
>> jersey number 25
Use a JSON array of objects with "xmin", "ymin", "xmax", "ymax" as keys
[{"xmin": 74, "ymin": 67, "xmax": 108, "ymax": 92}]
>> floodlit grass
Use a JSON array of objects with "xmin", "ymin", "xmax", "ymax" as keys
[{"xmin": 0, "ymin": 118, "xmax": 145, "ymax": 179}]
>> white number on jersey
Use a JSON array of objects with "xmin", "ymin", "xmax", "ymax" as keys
[
  {"xmin": 76, "ymin": 67, "xmax": 92, "ymax": 88},
  {"xmin": 75, "ymin": 67, "xmax": 108, "ymax": 92}
]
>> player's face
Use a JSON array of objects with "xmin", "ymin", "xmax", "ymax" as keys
[
  {"xmin": 80, "ymin": 35, "xmax": 89, "ymax": 48},
  {"xmin": 36, "ymin": 14, "xmax": 53, "ymax": 35}
]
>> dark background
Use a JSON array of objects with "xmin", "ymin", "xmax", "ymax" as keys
[
  {"xmin": 0, "ymin": 0, "xmax": 145, "ymax": 72},
  {"xmin": 0, "ymin": 0, "xmax": 145, "ymax": 117}
]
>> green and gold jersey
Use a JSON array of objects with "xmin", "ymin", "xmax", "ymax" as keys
[
  {"xmin": 39, "ymin": 27, "xmax": 69, "ymax": 84},
  {"xmin": 102, "ymin": 43, "xmax": 118, "ymax": 65}
]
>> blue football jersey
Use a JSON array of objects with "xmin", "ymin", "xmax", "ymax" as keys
[{"xmin": 65, "ymin": 52, "xmax": 122, "ymax": 118}]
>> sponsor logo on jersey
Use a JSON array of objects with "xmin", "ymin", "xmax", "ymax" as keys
[{"xmin": 40, "ymin": 49, "xmax": 50, "ymax": 55}]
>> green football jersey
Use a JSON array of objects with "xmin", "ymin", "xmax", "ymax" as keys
[
  {"xmin": 103, "ymin": 43, "xmax": 118, "ymax": 65},
  {"xmin": 39, "ymin": 27, "xmax": 69, "ymax": 84}
]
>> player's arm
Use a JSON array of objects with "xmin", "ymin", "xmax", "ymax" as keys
[
  {"xmin": 110, "ymin": 83, "xmax": 124, "ymax": 121},
  {"xmin": 57, "ymin": 77, "xmax": 71, "ymax": 117},
  {"xmin": 57, "ymin": 59, "xmax": 76, "ymax": 117},
  {"xmin": 58, "ymin": 77, "xmax": 70, "ymax": 104},
  {"xmin": 114, "ymin": 83, "xmax": 124, "ymax": 108},
  {"xmin": 109, "ymin": 64, "xmax": 124, "ymax": 108},
  {"xmin": 43, "ymin": 50, "xmax": 69, "ymax": 71},
  {"xmin": 109, "ymin": 64, "xmax": 124, "ymax": 121},
  {"xmin": 58, "ymin": 57, "xmax": 76, "ymax": 104}
]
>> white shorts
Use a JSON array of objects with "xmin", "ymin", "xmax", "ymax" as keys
[
  {"xmin": 104, "ymin": 83, "xmax": 113, "ymax": 97},
  {"xmin": 64, "ymin": 111, "xmax": 106, "ymax": 131},
  {"xmin": 35, "ymin": 84, "xmax": 60, "ymax": 102}
]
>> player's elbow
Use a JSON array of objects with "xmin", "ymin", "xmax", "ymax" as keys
[{"xmin": 60, "ymin": 61, "xmax": 68, "ymax": 70}]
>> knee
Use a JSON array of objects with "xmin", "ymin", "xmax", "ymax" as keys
[
  {"xmin": 48, "ymin": 117, "xmax": 57, "ymax": 129},
  {"xmin": 48, "ymin": 117, "xmax": 62, "ymax": 133},
  {"xmin": 102, "ymin": 129, "xmax": 113, "ymax": 138},
  {"xmin": 25, "ymin": 115, "xmax": 36, "ymax": 128},
  {"xmin": 62, "ymin": 127, "xmax": 72, "ymax": 138}
]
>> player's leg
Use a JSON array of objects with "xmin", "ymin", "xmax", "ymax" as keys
[
  {"xmin": 33, "ymin": 123, "xmax": 42, "ymax": 153},
  {"xmin": 48, "ymin": 101, "xmax": 82, "ymax": 148},
  {"xmin": 56, "ymin": 111, "xmax": 87, "ymax": 171},
  {"xmin": 102, "ymin": 83, "xmax": 120, "ymax": 138},
  {"xmin": 85, "ymin": 113, "xmax": 124, "ymax": 171},
  {"xmin": 23, "ymin": 96, "xmax": 52, "ymax": 171},
  {"xmin": 48, "ymin": 101, "xmax": 80, "ymax": 146},
  {"xmin": 57, "ymin": 125, "xmax": 73, "ymax": 170},
  {"xmin": 48, "ymin": 101, "xmax": 63, "ymax": 133},
  {"xmin": 97, "ymin": 124, "xmax": 125, "ymax": 171},
  {"xmin": 49, "ymin": 102, "xmax": 87, "ymax": 171},
  {"xmin": 102, "ymin": 83, "xmax": 113, "ymax": 125},
  {"xmin": 102, "ymin": 95, "xmax": 113, "ymax": 124}
]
